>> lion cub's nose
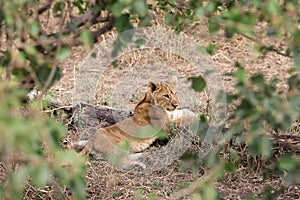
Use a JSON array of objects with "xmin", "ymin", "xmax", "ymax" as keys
[{"xmin": 172, "ymin": 102, "xmax": 179, "ymax": 108}]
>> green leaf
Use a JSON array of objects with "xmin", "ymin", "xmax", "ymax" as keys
[
  {"xmin": 191, "ymin": 193, "xmax": 201, "ymax": 200},
  {"xmin": 10, "ymin": 166, "xmax": 28, "ymax": 199},
  {"xmin": 195, "ymin": 7, "xmax": 205, "ymax": 19},
  {"xmin": 31, "ymin": 165, "xmax": 50, "ymax": 187},
  {"xmin": 294, "ymin": 53, "xmax": 300, "ymax": 71},
  {"xmin": 135, "ymin": 38, "xmax": 146, "ymax": 48},
  {"xmin": 267, "ymin": 0, "xmax": 280, "ymax": 14},
  {"xmin": 67, "ymin": 22, "xmax": 78, "ymax": 31},
  {"xmin": 201, "ymin": 182, "xmax": 220, "ymax": 200},
  {"xmin": 53, "ymin": 1, "xmax": 66, "ymax": 13},
  {"xmin": 148, "ymin": 192, "xmax": 159, "ymax": 200},
  {"xmin": 36, "ymin": 65, "xmax": 61, "ymax": 88},
  {"xmin": 278, "ymin": 155, "xmax": 298, "ymax": 171},
  {"xmin": 165, "ymin": 13, "xmax": 174, "ymax": 25},
  {"xmin": 206, "ymin": 43, "xmax": 217, "ymax": 55},
  {"xmin": 91, "ymin": 52, "xmax": 97, "ymax": 58},
  {"xmin": 5, "ymin": 14, "xmax": 14, "ymax": 26},
  {"xmin": 208, "ymin": 17, "xmax": 220, "ymax": 34},
  {"xmin": 0, "ymin": 50, "xmax": 11, "ymax": 67},
  {"xmin": 133, "ymin": 0, "xmax": 148, "ymax": 17},
  {"xmin": 118, "ymin": 30, "xmax": 135, "ymax": 44},
  {"xmin": 224, "ymin": 27, "xmax": 234, "ymax": 38},
  {"xmin": 111, "ymin": 60, "xmax": 119, "ymax": 67},
  {"xmin": 80, "ymin": 29, "xmax": 93, "ymax": 47},
  {"xmin": 248, "ymin": 136, "xmax": 272, "ymax": 158},
  {"xmin": 197, "ymin": 46, "xmax": 208, "ymax": 54},
  {"xmin": 69, "ymin": 176, "xmax": 87, "ymax": 200},
  {"xmin": 136, "ymin": 126, "xmax": 161, "ymax": 139},
  {"xmin": 25, "ymin": 45, "xmax": 37, "ymax": 55},
  {"xmin": 115, "ymin": 14, "xmax": 133, "ymax": 32},
  {"xmin": 283, "ymin": 171, "xmax": 300, "ymax": 184},
  {"xmin": 188, "ymin": 76, "xmax": 206, "ymax": 92},
  {"xmin": 55, "ymin": 47, "xmax": 70, "ymax": 62},
  {"xmin": 30, "ymin": 20, "xmax": 39, "ymax": 37},
  {"xmin": 250, "ymin": 74, "xmax": 265, "ymax": 86},
  {"xmin": 203, "ymin": 150, "xmax": 220, "ymax": 167},
  {"xmin": 53, "ymin": 150, "xmax": 87, "ymax": 199},
  {"xmin": 53, "ymin": 150, "xmax": 87, "ymax": 179},
  {"xmin": 17, "ymin": 51, "xmax": 26, "ymax": 64},
  {"xmin": 225, "ymin": 162, "xmax": 238, "ymax": 173},
  {"xmin": 112, "ymin": 41, "xmax": 122, "ymax": 57},
  {"xmin": 73, "ymin": 0, "xmax": 88, "ymax": 15},
  {"xmin": 259, "ymin": 136, "xmax": 273, "ymax": 158},
  {"xmin": 205, "ymin": 1, "xmax": 217, "ymax": 12},
  {"xmin": 111, "ymin": 2, "xmax": 125, "ymax": 17},
  {"xmin": 235, "ymin": 68, "xmax": 247, "ymax": 81},
  {"xmin": 47, "ymin": 118, "xmax": 66, "ymax": 148}
]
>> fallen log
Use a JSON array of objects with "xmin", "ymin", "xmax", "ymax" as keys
[{"xmin": 48, "ymin": 98, "xmax": 133, "ymax": 139}]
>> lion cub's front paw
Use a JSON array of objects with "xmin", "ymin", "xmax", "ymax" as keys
[
  {"xmin": 121, "ymin": 160, "xmax": 146, "ymax": 172},
  {"xmin": 115, "ymin": 153, "xmax": 146, "ymax": 172}
]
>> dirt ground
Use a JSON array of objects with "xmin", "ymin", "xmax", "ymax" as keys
[{"xmin": 2, "ymin": 2, "xmax": 299, "ymax": 200}]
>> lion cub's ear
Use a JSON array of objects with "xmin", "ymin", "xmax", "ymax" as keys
[
  {"xmin": 148, "ymin": 82, "xmax": 158, "ymax": 93},
  {"xmin": 148, "ymin": 81, "xmax": 163, "ymax": 93}
]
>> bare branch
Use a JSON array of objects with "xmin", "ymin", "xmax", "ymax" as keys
[
  {"xmin": 58, "ymin": 3, "xmax": 103, "ymax": 35},
  {"xmin": 92, "ymin": 15, "xmax": 115, "ymax": 42}
]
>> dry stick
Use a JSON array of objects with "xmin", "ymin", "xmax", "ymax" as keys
[
  {"xmin": 168, "ymin": 166, "xmax": 222, "ymax": 199},
  {"xmin": 91, "ymin": 15, "xmax": 115, "ymax": 39},
  {"xmin": 43, "ymin": 105, "xmax": 74, "ymax": 113},
  {"xmin": 56, "ymin": 3, "xmax": 103, "ymax": 36}
]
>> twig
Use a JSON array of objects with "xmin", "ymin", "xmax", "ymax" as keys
[
  {"xmin": 43, "ymin": 105, "xmax": 74, "ymax": 113},
  {"xmin": 91, "ymin": 15, "xmax": 115, "ymax": 42},
  {"xmin": 57, "ymin": 3, "xmax": 102, "ymax": 36}
]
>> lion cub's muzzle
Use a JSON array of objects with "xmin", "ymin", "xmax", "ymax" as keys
[{"xmin": 168, "ymin": 102, "xmax": 179, "ymax": 111}]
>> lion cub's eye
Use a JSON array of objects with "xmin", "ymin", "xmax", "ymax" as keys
[{"xmin": 164, "ymin": 94, "xmax": 170, "ymax": 99}]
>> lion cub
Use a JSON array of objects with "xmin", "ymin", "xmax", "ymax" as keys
[{"xmin": 74, "ymin": 81, "xmax": 180, "ymax": 169}]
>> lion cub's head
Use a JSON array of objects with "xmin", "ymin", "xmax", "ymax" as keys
[{"xmin": 148, "ymin": 81, "xmax": 179, "ymax": 111}]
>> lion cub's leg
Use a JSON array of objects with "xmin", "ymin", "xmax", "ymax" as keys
[
  {"xmin": 79, "ymin": 131, "xmax": 117, "ymax": 159},
  {"xmin": 77, "ymin": 131, "xmax": 147, "ymax": 171}
]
